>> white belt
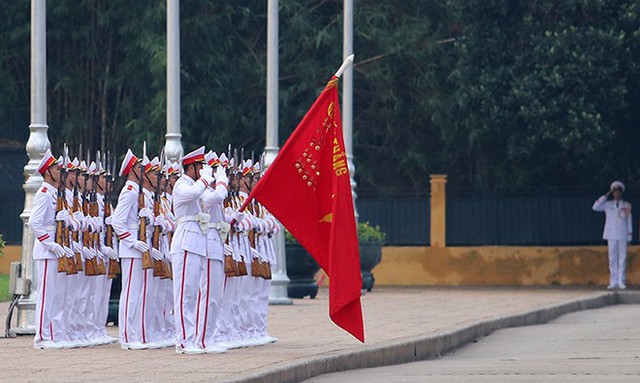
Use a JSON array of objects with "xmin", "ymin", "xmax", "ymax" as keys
[
  {"xmin": 177, "ymin": 213, "xmax": 211, "ymax": 235},
  {"xmin": 127, "ymin": 224, "xmax": 139, "ymax": 230},
  {"xmin": 44, "ymin": 225, "xmax": 56, "ymax": 231},
  {"xmin": 208, "ymin": 221, "xmax": 231, "ymax": 233},
  {"xmin": 177, "ymin": 215, "xmax": 197, "ymax": 225}
]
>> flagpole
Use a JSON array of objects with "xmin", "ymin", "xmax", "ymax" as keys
[
  {"xmin": 265, "ymin": 0, "xmax": 292, "ymax": 305},
  {"xmin": 342, "ymin": 0, "xmax": 358, "ymax": 220}
]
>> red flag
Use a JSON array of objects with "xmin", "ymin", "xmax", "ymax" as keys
[{"xmin": 242, "ymin": 76, "xmax": 364, "ymax": 342}]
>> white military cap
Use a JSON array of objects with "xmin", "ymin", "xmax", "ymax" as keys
[{"xmin": 610, "ymin": 181, "xmax": 625, "ymax": 192}]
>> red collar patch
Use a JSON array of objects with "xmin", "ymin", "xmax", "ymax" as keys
[
  {"xmin": 41, "ymin": 187, "xmax": 48, "ymax": 193},
  {"xmin": 127, "ymin": 185, "xmax": 133, "ymax": 191}
]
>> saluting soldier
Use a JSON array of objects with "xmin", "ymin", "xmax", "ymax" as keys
[
  {"xmin": 170, "ymin": 146, "xmax": 223, "ymax": 354},
  {"xmin": 593, "ymin": 181, "xmax": 632, "ymax": 289},
  {"xmin": 200, "ymin": 150, "xmax": 230, "ymax": 351}
]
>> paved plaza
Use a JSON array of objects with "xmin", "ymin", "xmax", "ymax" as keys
[
  {"xmin": 306, "ymin": 304, "xmax": 640, "ymax": 382},
  {"xmin": 0, "ymin": 287, "xmax": 632, "ymax": 382}
]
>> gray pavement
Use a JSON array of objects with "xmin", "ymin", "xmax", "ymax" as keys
[
  {"xmin": 305, "ymin": 304, "xmax": 640, "ymax": 383},
  {"xmin": 0, "ymin": 287, "xmax": 634, "ymax": 383}
]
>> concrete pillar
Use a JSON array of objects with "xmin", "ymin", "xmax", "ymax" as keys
[
  {"xmin": 165, "ymin": 0, "xmax": 183, "ymax": 162},
  {"xmin": 265, "ymin": 0, "xmax": 292, "ymax": 305},
  {"xmin": 342, "ymin": 0, "xmax": 357, "ymax": 220},
  {"xmin": 15, "ymin": 0, "xmax": 51, "ymax": 335},
  {"xmin": 430, "ymin": 175, "xmax": 447, "ymax": 248}
]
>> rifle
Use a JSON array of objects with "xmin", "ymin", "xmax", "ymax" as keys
[
  {"xmin": 94, "ymin": 152, "xmax": 107, "ymax": 275},
  {"xmin": 56, "ymin": 146, "xmax": 70, "ymax": 273},
  {"xmin": 71, "ymin": 145, "xmax": 84, "ymax": 272},
  {"xmin": 152, "ymin": 151, "xmax": 166, "ymax": 278},
  {"xmin": 83, "ymin": 152, "xmax": 99, "ymax": 276},
  {"xmin": 223, "ymin": 145, "xmax": 239, "ymax": 277},
  {"xmin": 106, "ymin": 153, "xmax": 121, "ymax": 278},
  {"xmin": 139, "ymin": 142, "xmax": 153, "ymax": 270}
]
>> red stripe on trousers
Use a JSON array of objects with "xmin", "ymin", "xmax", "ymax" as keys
[
  {"xmin": 179, "ymin": 251, "xmax": 188, "ymax": 348},
  {"xmin": 201, "ymin": 260, "xmax": 211, "ymax": 349},
  {"xmin": 39, "ymin": 259, "xmax": 48, "ymax": 341},
  {"xmin": 195, "ymin": 291, "xmax": 201, "ymax": 338},
  {"xmin": 124, "ymin": 259, "xmax": 134, "ymax": 343},
  {"xmin": 142, "ymin": 269, "xmax": 147, "ymax": 343}
]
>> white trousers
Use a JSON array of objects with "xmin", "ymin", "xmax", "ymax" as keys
[
  {"xmin": 607, "ymin": 239, "xmax": 627, "ymax": 286},
  {"xmin": 65, "ymin": 266, "xmax": 92, "ymax": 342},
  {"xmin": 34, "ymin": 259, "xmax": 68, "ymax": 345},
  {"xmin": 216, "ymin": 276, "xmax": 241, "ymax": 342},
  {"xmin": 172, "ymin": 251, "xmax": 205, "ymax": 350},
  {"xmin": 118, "ymin": 258, "xmax": 146, "ymax": 344},
  {"xmin": 196, "ymin": 258, "xmax": 224, "ymax": 348}
]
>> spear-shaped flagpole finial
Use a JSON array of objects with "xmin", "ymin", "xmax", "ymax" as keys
[{"xmin": 334, "ymin": 54, "xmax": 355, "ymax": 78}]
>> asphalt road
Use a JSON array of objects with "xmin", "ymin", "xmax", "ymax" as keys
[{"xmin": 305, "ymin": 304, "xmax": 640, "ymax": 383}]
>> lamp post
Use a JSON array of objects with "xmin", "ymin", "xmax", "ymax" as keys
[
  {"xmin": 265, "ymin": 0, "xmax": 292, "ymax": 305},
  {"xmin": 165, "ymin": 0, "xmax": 183, "ymax": 162},
  {"xmin": 15, "ymin": 0, "xmax": 51, "ymax": 335}
]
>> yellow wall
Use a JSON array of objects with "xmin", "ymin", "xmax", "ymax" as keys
[
  {"xmin": 4, "ymin": 244, "xmax": 635, "ymax": 286},
  {"xmin": 374, "ymin": 245, "xmax": 640, "ymax": 286},
  {"xmin": 0, "ymin": 246, "xmax": 22, "ymax": 274}
]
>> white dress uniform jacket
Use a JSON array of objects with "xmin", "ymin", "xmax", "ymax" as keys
[
  {"xmin": 111, "ymin": 180, "xmax": 142, "ymax": 258},
  {"xmin": 592, "ymin": 196, "xmax": 632, "ymax": 240},
  {"xmin": 170, "ymin": 175, "xmax": 209, "ymax": 257},
  {"xmin": 29, "ymin": 182, "xmax": 59, "ymax": 260}
]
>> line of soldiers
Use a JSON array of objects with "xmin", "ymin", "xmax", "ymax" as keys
[{"xmin": 29, "ymin": 145, "xmax": 279, "ymax": 354}]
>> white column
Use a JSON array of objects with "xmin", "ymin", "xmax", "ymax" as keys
[
  {"xmin": 343, "ymin": 0, "xmax": 358, "ymax": 219},
  {"xmin": 165, "ymin": 0, "xmax": 183, "ymax": 162},
  {"xmin": 265, "ymin": 0, "xmax": 292, "ymax": 305},
  {"xmin": 15, "ymin": 0, "xmax": 51, "ymax": 335}
]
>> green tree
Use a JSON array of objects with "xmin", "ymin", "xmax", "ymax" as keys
[{"xmin": 446, "ymin": 0, "xmax": 640, "ymax": 191}]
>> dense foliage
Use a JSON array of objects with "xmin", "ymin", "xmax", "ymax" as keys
[{"xmin": 1, "ymin": 0, "xmax": 639, "ymax": 194}]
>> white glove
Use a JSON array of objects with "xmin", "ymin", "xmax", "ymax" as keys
[
  {"xmin": 105, "ymin": 216, "xmax": 112, "ymax": 226},
  {"xmin": 138, "ymin": 207, "xmax": 154, "ymax": 225},
  {"xmin": 132, "ymin": 240, "xmax": 150, "ymax": 253},
  {"xmin": 199, "ymin": 164, "xmax": 214, "ymax": 185},
  {"xmin": 214, "ymin": 166, "xmax": 229, "ymax": 186},
  {"xmin": 82, "ymin": 247, "xmax": 96, "ymax": 260},
  {"xmin": 151, "ymin": 248, "xmax": 163, "ymax": 261},
  {"xmin": 73, "ymin": 211, "xmax": 88, "ymax": 231},
  {"xmin": 45, "ymin": 242, "xmax": 65, "ymax": 259},
  {"xmin": 95, "ymin": 248, "xmax": 105, "ymax": 261},
  {"xmin": 154, "ymin": 215, "xmax": 165, "ymax": 227},
  {"xmin": 101, "ymin": 245, "xmax": 118, "ymax": 260},
  {"xmin": 71, "ymin": 241, "xmax": 83, "ymax": 254},
  {"xmin": 92, "ymin": 216, "xmax": 103, "ymax": 233},
  {"xmin": 55, "ymin": 210, "xmax": 70, "ymax": 223},
  {"xmin": 64, "ymin": 246, "xmax": 74, "ymax": 259},
  {"xmin": 224, "ymin": 243, "xmax": 233, "ymax": 256},
  {"xmin": 232, "ymin": 211, "xmax": 246, "ymax": 223},
  {"xmin": 628, "ymin": 233, "xmax": 632, "ymax": 243}
]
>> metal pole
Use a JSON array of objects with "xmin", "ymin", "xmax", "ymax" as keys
[
  {"xmin": 265, "ymin": 0, "xmax": 292, "ymax": 305},
  {"xmin": 165, "ymin": 0, "xmax": 183, "ymax": 162},
  {"xmin": 15, "ymin": 0, "xmax": 51, "ymax": 335},
  {"xmin": 343, "ymin": 0, "xmax": 358, "ymax": 220}
]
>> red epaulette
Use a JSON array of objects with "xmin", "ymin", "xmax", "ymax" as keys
[
  {"xmin": 127, "ymin": 185, "xmax": 133, "ymax": 191},
  {"xmin": 41, "ymin": 187, "xmax": 48, "ymax": 193}
]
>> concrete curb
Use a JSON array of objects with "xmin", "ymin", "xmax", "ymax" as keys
[{"xmin": 224, "ymin": 291, "xmax": 638, "ymax": 383}]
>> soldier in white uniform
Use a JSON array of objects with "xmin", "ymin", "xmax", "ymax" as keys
[
  {"xmin": 201, "ymin": 151, "xmax": 230, "ymax": 350},
  {"xmin": 29, "ymin": 150, "xmax": 74, "ymax": 349},
  {"xmin": 593, "ymin": 181, "xmax": 632, "ymax": 289},
  {"xmin": 170, "ymin": 146, "xmax": 224, "ymax": 354},
  {"xmin": 111, "ymin": 149, "xmax": 152, "ymax": 349}
]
